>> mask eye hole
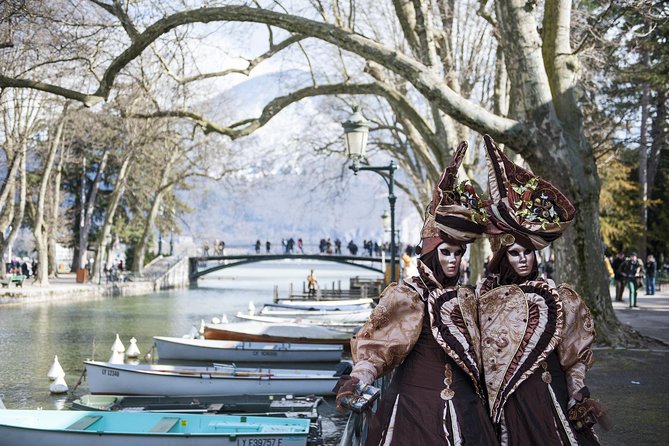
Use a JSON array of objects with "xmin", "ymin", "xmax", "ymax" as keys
[
  {"xmin": 508, "ymin": 250, "xmax": 520, "ymax": 257},
  {"xmin": 440, "ymin": 249, "xmax": 451, "ymax": 256}
]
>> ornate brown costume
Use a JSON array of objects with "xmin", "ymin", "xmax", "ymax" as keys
[
  {"xmin": 342, "ymin": 142, "xmax": 498, "ymax": 445},
  {"xmin": 478, "ymin": 135, "xmax": 604, "ymax": 445}
]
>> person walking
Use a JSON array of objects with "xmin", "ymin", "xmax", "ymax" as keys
[
  {"xmin": 255, "ymin": 240, "xmax": 261, "ymax": 254},
  {"xmin": 620, "ymin": 252, "xmax": 644, "ymax": 307},
  {"xmin": 611, "ymin": 251, "xmax": 626, "ymax": 301},
  {"xmin": 334, "ymin": 142, "xmax": 498, "ymax": 445},
  {"xmin": 645, "ymin": 254, "xmax": 657, "ymax": 295},
  {"xmin": 265, "ymin": 240, "xmax": 271, "ymax": 254},
  {"xmin": 307, "ymin": 269, "xmax": 318, "ymax": 298}
]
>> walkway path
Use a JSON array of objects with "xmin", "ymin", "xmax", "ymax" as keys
[{"xmin": 590, "ymin": 286, "xmax": 669, "ymax": 446}]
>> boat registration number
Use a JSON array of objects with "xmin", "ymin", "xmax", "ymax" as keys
[
  {"xmin": 236, "ymin": 439, "xmax": 286, "ymax": 446},
  {"xmin": 101, "ymin": 368, "xmax": 120, "ymax": 377}
]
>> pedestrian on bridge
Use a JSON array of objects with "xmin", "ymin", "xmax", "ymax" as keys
[
  {"xmin": 255, "ymin": 240, "xmax": 261, "ymax": 254},
  {"xmin": 266, "ymin": 240, "xmax": 271, "ymax": 254}
]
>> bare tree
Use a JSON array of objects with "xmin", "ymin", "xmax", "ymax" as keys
[{"xmin": 0, "ymin": 1, "xmax": 640, "ymax": 343}]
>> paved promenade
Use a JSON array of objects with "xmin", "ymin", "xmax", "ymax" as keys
[{"xmin": 590, "ymin": 285, "xmax": 669, "ymax": 446}]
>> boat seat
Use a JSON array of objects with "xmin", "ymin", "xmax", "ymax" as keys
[
  {"xmin": 67, "ymin": 415, "xmax": 102, "ymax": 430},
  {"xmin": 149, "ymin": 417, "xmax": 180, "ymax": 433},
  {"xmin": 206, "ymin": 403, "xmax": 224, "ymax": 413}
]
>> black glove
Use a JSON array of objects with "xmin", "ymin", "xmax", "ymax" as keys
[
  {"xmin": 333, "ymin": 375, "xmax": 360, "ymax": 411},
  {"xmin": 568, "ymin": 387, "xmax": 612, "ymax": 432}
]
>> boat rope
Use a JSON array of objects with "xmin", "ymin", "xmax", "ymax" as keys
[{"xmin": 70, "ymin": 368, "xmax": 87, "ymax": 394}]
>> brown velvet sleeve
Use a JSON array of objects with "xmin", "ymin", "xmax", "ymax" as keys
[
  {"xmin": 556, "ymin": 284, "xmax": 596, "ymax": 398},
  {"xmin": 350, "ymin": 284, "xmax": 424, "ymax": 385}
]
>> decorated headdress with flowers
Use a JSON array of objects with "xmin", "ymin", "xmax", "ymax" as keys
[
  {"xmin": 419, "ymin": 141, "xmax": 488, "ymax": 255},
  {"xmin": 483, "ymin": 134, "xmax": 575, "ymax": 254}
]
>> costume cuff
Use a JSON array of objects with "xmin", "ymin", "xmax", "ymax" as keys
[{"xmin": 351, "ymin": 361, "xmax": 377, "ymax": 386}]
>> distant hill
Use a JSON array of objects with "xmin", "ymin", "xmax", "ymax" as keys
[{"xmin": 182, "ymin": 70, "xmax": 423, "ymax": 247}]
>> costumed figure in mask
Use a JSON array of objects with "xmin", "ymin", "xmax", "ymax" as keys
[
  {"xmin": 477, "ymin": 135, "xmax": 609, "ymax": 445},
  {"xmin": 334, "ymin": 142, "xmax": 498, "ymax": 445}
]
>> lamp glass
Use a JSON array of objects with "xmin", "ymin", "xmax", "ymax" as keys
[
  {"xmin": 342, "ymin": 107, "xmax": 370, "ymax": 160},
  {"xmin": 381, "ymin": 210, "xmax": 391, "ymax": 231},
  {"xmin": 344, "ymin": 131, "xmax": 368, "ymax": 159}
]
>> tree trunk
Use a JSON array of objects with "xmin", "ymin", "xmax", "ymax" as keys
[
  {"xmin": 33, "ymin": 103, "xmax": 68, "ymax": 286},
  {"xmin": 132, "ymin": 151, "xmax": 177, "ymax": 274},
  {"xmin": 92, "ymin": 151, "xmax": 135, "ymax": 281},
  {"xmin": 77, "ymin": 150, "xmax": 109, "ymax": 278},
  {"xmin": 4, "ymin": 143, "xmax": 27, "ymax": 267},
  {"xmin": 48, "ymin": 143, "xmax": 67, "ymax": 277},
  {"xmin": 638, "ymin": 66, "xmax": 650, "ymax": 257}
]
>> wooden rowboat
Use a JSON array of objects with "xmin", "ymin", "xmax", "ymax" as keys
[
  {"xmin": 203, "ymin": 321, "xmax": 352, "ymax": 349},
  {"xmin": 0, "ymin": 410, "xmax": 310, "ymax": 446},
  {"xmin": 84, "ymin": 360, "xmax": 344, "ymax": 397},
  {"xmin": 153, "ymin": 336, "xmax": 343, "ymax": 362}
]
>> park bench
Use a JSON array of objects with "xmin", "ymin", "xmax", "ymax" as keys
[{"xmin": 0, "ymin": 275, "xmax": 26, "ymax": 288}]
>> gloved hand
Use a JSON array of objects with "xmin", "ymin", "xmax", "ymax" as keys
[
  {"xmin": 332, "ymin": 375, "xmax": 360, "ymax": 411},
  {"xmin": 568, "ymin": 387, "xmax": 612, "ymax": 432}
]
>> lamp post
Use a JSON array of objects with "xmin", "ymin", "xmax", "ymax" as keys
[
  {"xmin": 342, "ymin": 107, "xmax": 398, "ymax": 283},
  {"xmin": 157, "ymin": 205, "xmax": 163, "ymax": 256}
]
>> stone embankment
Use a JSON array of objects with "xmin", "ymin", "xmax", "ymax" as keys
[{"xmin": 0, "ymin": 256, "xmax": 190, "ymax": 305}]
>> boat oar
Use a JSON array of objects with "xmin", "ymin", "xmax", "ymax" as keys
[{"xmin": 151, "ymin": 369, "xmax": 275, "ymax": 378}]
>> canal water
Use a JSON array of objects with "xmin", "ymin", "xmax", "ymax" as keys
[{"xmin": 0, "ymin": 260, "xmax": 375, "ymax": 444}]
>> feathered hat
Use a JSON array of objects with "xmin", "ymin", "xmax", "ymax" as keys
[
  {"xmin": 483, "ymin": 135, "xmax": 575, "ymax": 268},
  {"xmin": 419, "ymin": 141, "xmax": 488, "ymax": 255}
]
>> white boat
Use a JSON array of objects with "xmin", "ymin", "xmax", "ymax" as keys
[
  {"xmin": 203, "ymin": 321, "xmax": 352, "ymax": 349},
  {"xmin": 273, "ymin": 298, "xmax": 374, "ymax": 310},
  {"xmin": 234, "ymin": 313, "xmax": 362, "ymax": 331},
  {"xmin": 0, "ymin": 410, "xmax": 310, "ymax": 446},
  {"xmin": 84, "ymin": 360, "xmax": 343, "ymax": 397},
  {"xmin": 258, "ymin": 306, "xmax": 371, "ymax": 322},
  {"xmin": 153, "ymin": 336, "xmax": 343, "ymax": 362}
]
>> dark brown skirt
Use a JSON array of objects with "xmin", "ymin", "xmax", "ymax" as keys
[
  {"xmin": 502, "ymin": 352, "xmax": 600, "ymax": 446},
  {"xmin": 365, "ymin": 319, "xmax": 498, "ymax": 445}
]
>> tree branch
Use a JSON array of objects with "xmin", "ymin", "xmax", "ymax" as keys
[{"xmin": 1, "ymin": 6, "xmax": 527, "ymax": 147}]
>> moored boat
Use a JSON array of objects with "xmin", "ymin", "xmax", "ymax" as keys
[
  {"xmin": 257, "ymin": 306, "xmax": 371, "ymax": 322},
  {"xmin": 0, "ymin": 410, "xmax": 310, "ymax": 446},
  {"xmin": 203, "ymin": 321, "xmax": 352, "ymax": 349},
  {"xmin": 234, "ymin": 313, "xmax": 362, "ymax": 331},
  {"xmin": 71, "ymin": 394, "xmax": 322, "ymax": 417},
  {"xmin": 271, "ymin": 297, "xmax": 374, "ymax": 310},
  {"xmin": 84, "ymin": 360, "xmax": 345, "ymax": 396},
  {"xmin": 153, "ymin": 336, "xmax": 343, "ymax": 362}
]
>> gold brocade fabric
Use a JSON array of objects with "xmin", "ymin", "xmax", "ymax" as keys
[
  {"xmin": 478, "ymin": 282, "xmax": 564, "ymax": 422},
  {"xmin": 556, "ymin": 284, "xmax": 596, "ymax": 397},
  {"xmin": 350, "ymin": 284, "xmax": 423, "ymax": 385}
]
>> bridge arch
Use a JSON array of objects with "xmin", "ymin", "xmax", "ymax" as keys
[{"xmin": 189, "ymin": 254, "xmax": 384, "ymax": 280}]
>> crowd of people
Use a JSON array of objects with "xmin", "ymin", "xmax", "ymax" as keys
[
  {"xmin": 608, "ymin": 251, "xmax": 664, "ymax": 307},
  {"xmin": 5, "ymin": 258, "xmax": 37, "ymax": 278}
]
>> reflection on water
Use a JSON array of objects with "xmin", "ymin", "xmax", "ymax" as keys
[{"xmin": 0, "ymin": 260, "xmax": 374, "ymax": 444}]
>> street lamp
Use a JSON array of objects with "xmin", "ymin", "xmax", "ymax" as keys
[{"xmin": 342, "ymin": 107, "xmax": 399, "ymax": 283}]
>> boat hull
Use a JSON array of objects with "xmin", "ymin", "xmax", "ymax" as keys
[
  {"xmin": 85, "ymin": 361, "xmax": 339, "ymax": 397},
  {"xmin": 203, "ymin": 322, "xmax": 352, "ymax": 350},
  {"xmin": 0, "ymin": 410, "xmax": 309, "ymax": 446},
  {"xmin": 154, "ymin": 337, "xmax": 342, "ymax": 363}
]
